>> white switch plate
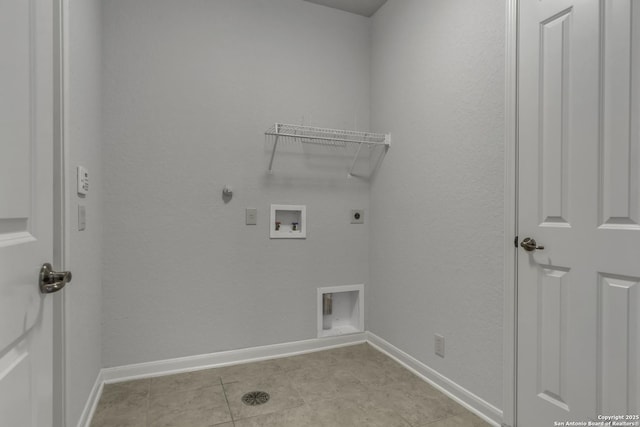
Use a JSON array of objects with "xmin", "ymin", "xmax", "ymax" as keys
[
  {"xmin": 77, "ymin": 166, "xmax": 89, "ymax": 195},
  {"xmin": 246, "ymin": 208, "xmax": 257, "ymax": 225},
  {"xmin": 78, "ymin": 204, "xmax": 86, "ymax": 231}
]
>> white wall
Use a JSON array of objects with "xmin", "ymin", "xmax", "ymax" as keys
[
  {"xmin": 369, "ymin": 0, "xmax": 505, "ymax": 408},
  {"xmin": 65, "ymin": 0, "xmax": 103, "ymax": 424},
  {"xmin": 101, "ymin": 0, "xmax": 371, "ymax": 367}
]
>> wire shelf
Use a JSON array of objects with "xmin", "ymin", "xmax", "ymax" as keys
[
  {"xmin": 265, "ymin": 123, "xmax": 389, "ymax": 146},
  {"xmin": 265, "ymin": 123, "xmax": 390, "ymax": 176}
]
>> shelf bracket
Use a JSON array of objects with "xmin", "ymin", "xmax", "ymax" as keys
[
  {"xmin": 268, "ymin": 133, "xmax": 280, "ymax": 173},
  {"xmin": 347, "ymin": 142, "xmax": 364, "ymax": 177}
]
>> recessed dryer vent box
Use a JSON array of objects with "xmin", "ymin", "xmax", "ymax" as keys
[
  {"xmin": 317, "ymin": 284, "xmax": 364, "ymax": 338},
  {"xmin": 270, "ymin": 204, "xmax": 306, "ymax": 239}
]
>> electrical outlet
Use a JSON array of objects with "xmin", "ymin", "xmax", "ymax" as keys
[
  {"xmin": 351, "ymin": 209, "xmax": 364, "ymax": 224},
  {"xmin": 77, "ymin": 166, "xmax": 89, "ymax": 196},
  {"xmin": 435, "ymin": 334, "xmax": 445, "ymax": 358}
]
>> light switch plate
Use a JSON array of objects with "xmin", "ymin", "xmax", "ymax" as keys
[
  {"xmin": 78, "ymin": 204, "xmax": 86, "ymax": 231},
  {"xmin": 246, "ymin": 208, "xmax": 257, "ymax": 225},
  {"xmin": 77, "ymin": 166, "xmax": 89, "ymax": 195}
]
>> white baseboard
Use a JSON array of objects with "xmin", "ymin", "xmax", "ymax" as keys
[
  {"xmin": 101, "ymin": 333, "xmax": 367, "ymax": 384},
  {"xmin": 366, "ymin": 332, "xmax": 503, "ymax": 427},
  {"xmin": 76, "ymin": 369, "xmax": 104, "ymax": 427},
  {"xmin": 80, "ymin": 333, "xmax": 365, "ymax": 426},
  {"xmin": 83, "ymin": 331, "xmax": 502, "ymax": 427}
]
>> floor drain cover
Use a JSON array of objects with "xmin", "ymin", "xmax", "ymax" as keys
[{"xmin": 241, "ymin": 391, "xmax": 270, "ymax": 406}]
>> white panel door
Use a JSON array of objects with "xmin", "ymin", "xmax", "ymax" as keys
[
  {"xmin": 518, "ymin": 0, "xmax": 640, "ymax": 425},
  {"xmin": 0, "ymin": 0, "xmax": 55, "ymax": 426}
]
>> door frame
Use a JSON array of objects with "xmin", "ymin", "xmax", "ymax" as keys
[
  {"xmin": 503, "ymin": 0, "xmax": 519, "ymax": 426},
  {"xmin": 52, "ymin": 0, "xmax": 68, "ymax": 425}
]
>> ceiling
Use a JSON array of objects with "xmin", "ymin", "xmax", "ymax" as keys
[{"xmin": 303, "ymin": 0, "xmax": 388, "ymax": 17}]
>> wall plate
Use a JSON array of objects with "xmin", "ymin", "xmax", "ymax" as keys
[
  {"xmin": 351, "ymin": 209, "xmax": 364, "ymax": 224},
  {"xmin": 246, "ymin": 208, "xmax": 257, "ymax": 225},
  {"xmin": 78, "ymin": 204, "xmax": 86, "ymax": 231},
  {"xmin": 77, "ymin": 166, "xmax": 89, "ymax": 195}
]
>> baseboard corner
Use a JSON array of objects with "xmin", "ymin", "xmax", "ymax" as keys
[
  {"xmin": 365, "ymin": 331, "xmax": 503, "ymax": 427},
  {"xmin": 76, "ymin": 369, "xmax": 104, "ymax": 427}
]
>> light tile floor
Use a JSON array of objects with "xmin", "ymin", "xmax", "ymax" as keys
[{"xmin": 90, "ymin": 343, "xmax": 490, "ymax": 427}]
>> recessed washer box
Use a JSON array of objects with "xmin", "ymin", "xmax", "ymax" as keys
[{"xmin": 270, "ymin": 204, "xmax": 306, "ymax": 239}]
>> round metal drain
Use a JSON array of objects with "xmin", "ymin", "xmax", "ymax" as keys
[{"xmin": 241, "ymin": 391, "xmax": 270, "ymax": 406}]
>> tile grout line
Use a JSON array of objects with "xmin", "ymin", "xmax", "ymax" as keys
[
  {"xmin": 219, "ymin": 377, "xmax": 235, "ymax": 426},
  {"xmin": 145, "ymin": 379, "xmax": 151, "ymax": 427},
  {"xmin": 418, "ymin": 413, "xmax": 462, "ymax": 427}
]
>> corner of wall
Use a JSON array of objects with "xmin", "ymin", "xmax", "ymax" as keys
[{"xmin": 368, "ymin": 0, "xmax": 506, "ymax": 409}]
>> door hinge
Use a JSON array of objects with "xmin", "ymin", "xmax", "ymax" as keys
[{"xmin": 514, "ymin": 235, "xmax": 518, "ymax": 248}]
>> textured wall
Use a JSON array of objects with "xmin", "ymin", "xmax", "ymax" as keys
[
  {"xmin": 369, "ymin": 0, "xmax": 505, "ymax": 408},
  {"xmin": 102, "ymin": 0, "xmax": 371, "ymax": 367},
  {"xmin": 65, "ymin": 0, "xmax": 103, "ymax": 424}
]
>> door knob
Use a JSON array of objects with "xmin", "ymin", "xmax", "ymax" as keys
[
  {"xmin": 520, "ymin": 237, "xmax": 544, "ymax": 252},
  {"xmin": 39, "ymin": 263, "xmax": 72, "ymax": 294}
]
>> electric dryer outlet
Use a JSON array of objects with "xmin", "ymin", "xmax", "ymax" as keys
[{"xmin": 351, "ymin": 209, "xmax": 364, "ymax": 224}]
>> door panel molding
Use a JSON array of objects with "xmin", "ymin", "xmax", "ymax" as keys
[
  {"xmin": 598, "ymin": 0, "xmax": 640, "ymax": 230},
  {"xmin": 597, "ymin": 273, "xmax": 639, "ymax": 415},
  {"xmin": 0, "ymin": 345, "xmax": 31, "ymax": 427},
  {"xmin": 0, "ymin": 0, "xmax": 36, "ymax": 246},
  {"xmin": 539, "ymin": 8, "xmax": 572, "ymax": 228},
  {"xmin": 537, "ymin": 265, "xmax": 571, "ymax": 412}
]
